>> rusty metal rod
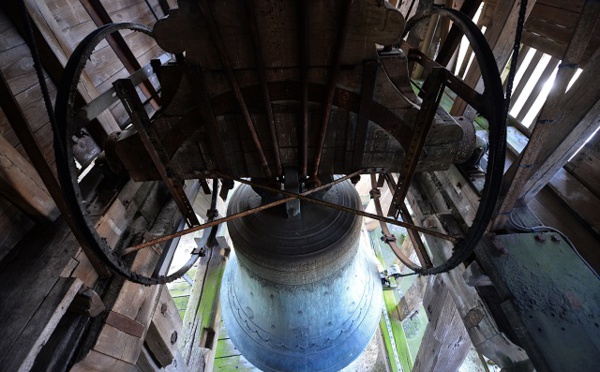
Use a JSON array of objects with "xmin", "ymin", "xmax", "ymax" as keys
[
  {"xmin": 247, "ymin": 0, "xmax": 282, "ymax": 176},
  {"xmin": 371, "ymin": 174, "xmax": 422, "ymax": 272},
  {"xmin": 198, "ymin": 0, "xmax": 273, "ymax": 180},
  {"xmin": 383, "ymin": 173, "xmax": 433, "ymax": 269},
  {"xmin": 299, "ymin": 0, "xmax": 309, "ymax": 178},
  {"xmin": 388, "ymin": 67, "xmax": 445, "ymax": 217},
  {"xmin": 124, "ymin": 170, "xmax": 363, "ymax": 252},
  {"xmin": 311, "ymin": 0, "xmax": 353, "ymax": 181},
  {"xmin": 225, "ymin": 172, "xmax": 458, "ymax": 243}
]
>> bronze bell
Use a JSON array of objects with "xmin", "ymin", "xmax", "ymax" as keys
[{"xmin": 220, "ymin": 180, "xmax": 383, "ymax": 371}]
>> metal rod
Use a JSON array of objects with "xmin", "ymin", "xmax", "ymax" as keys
[
  {"xmin": 299, "ymin": 0, "xmax": 309, "ymax": 178},
  {"xmin": 197, "ymin": 0, "xmax": 273, "ymax": 180},
  {"xmin": 125, "ymin": 171, "xmax": 364, "ymax": 252},
  {"xmin": 114, "ymin": 79, "xmax": 200, "ymax": 227},
  {"xmin": 226, "ymin": 172, "xmax": 458, "ymax": 243},
  {"xmin": 383, "ymin": 173, "xmax": 433, "ymax": 268},
  {"xmin": 371, "ymin": 175, "xmax": 422, "ymax": 272},
  {"xmin": 247, "ymin": 0, "xmax": 282, "ymax": 176},
  {"xmin": 311, "ymin": 0, "xmax": 353, "ymax": 181},
  {"xmin": 388, "ymin": 67, "xmax": 445, "ymax": 217}
]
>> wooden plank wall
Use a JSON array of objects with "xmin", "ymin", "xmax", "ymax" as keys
[
  {"xmin": 44, "ymin": 0, "xmax": 167, "ymax": 125},
  {"xmin": 0, "ymin": 0, "xmax": 168, "ymax": 257},
  {"xmin": 523, "ymin": 0, "xmax": 600, "ymax": 66},
  {"xmin": 0, "ymin": 10, "xmax": 56, "ymax": 166}
]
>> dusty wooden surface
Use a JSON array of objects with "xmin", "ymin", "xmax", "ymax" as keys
[
  {"xmin": 413, "ymin": 276, "xmax": 471, "ymax": 372},
  {"xmin": 146, "ymin": 286, "xmax": 184, "ymax": 367},
  {"xmin": 0, "ymin": 219, "xmax": 82, "ymax": 370},
  {"xmin": 0, "ymin": 134, "xmax": 59, "ymax": 221}
]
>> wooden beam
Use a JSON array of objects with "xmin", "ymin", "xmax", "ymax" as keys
[
  {"xmin": 565, "ymin": 128, "xmax": 600, "ymax": 200},
  {"xmin": 396, "ymin": 275, "xmax": 427, "ymax": 321},
  {"xmin": 495, "ymin": 1, "xmax": 600, "ymax": 228},
  {"xmin": 2, "ymin": 277, "xmax": 83, "ymax": 372},
  {"xmin": 0, "ymin": 68, "xmax": 110, "ymax": 276},
  {"xmin": 451, "ymin": 0, "xmax": 536, "ymax": 117},
  {"xmin": 181, "ymin": 246, "xmax": 228, "ymax": 372},
  {"xmin": 0, "ymin": 134, "xmax": 59, "ymax": 220},
  {"xmin": 72, "ymin": 250, "xmax": 164, "ymax": 371},
  {"xmin": 145, "ymin": 288, "xmax": 184, "ymax": 367},
  {"xmin": 407, "ymin": 169, "xmax": 532, "ymax": 369},
  {"xmin": 412, "ymin": 276, "xmax": 471, "ymax": 372},
  {"xmin": 5, "ymin": 0, "xmax": 121, "ymax": 134}
]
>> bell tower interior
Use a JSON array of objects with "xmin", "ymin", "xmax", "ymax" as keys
[{"xmin": 0, "ymin": 1, "xmax": 599, "ymax": 371}]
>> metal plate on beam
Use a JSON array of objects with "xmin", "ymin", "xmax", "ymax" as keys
[{"xmin": 477, "ymin": 232, "xmax": 600, "ymax": 371}]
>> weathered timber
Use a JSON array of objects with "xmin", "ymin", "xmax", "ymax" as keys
[
  {"xmin": 0, "ymin": 219, "xmax": 83, "ymax": 371},
  {"xmin": 495, "ymin": 1, "xmax": 600, "ymax": 229},
  {"xmin": 68, "ymin": 287, "xmax": 106, "ymax": 317},
  {"xmin": 0, "ymin": 134, "xmax": 59, "ymax": 220},
  {"xmin": 71, "ymin": 249, "xmax": 164, "ymax": 371},
  {"xmin": 14, "ymin": 0, "xmax": 120, "ymax": 134},
  {"xmin": 3, "ymin": 277, "xmax": 83, "ymax": 372},
  {"xmin": 397, "ymin": 275, "xmax": 428, "ymax": 321},
  {"xmin": 412, "ymin": 276, "xmax": 471, "ymax": 372},
  {"xmin": 546, "ymin": 168, "xmax": 600, "ymax": 236},
  {"xmin": 146, "ymin": 286, "xmax": 184, "ymax": 367},
  {"xmin": 476, "ymin": 231, "xmax": 600, "ymax": 371},
  {"xmin": 0, "ymin": 195, "xmax": 35, "ymax": 262},
  {"xmin": 408, "ymin": 169, "xmax": 532, "ymax": 368},
  {"xmin": 566, "ymin": 128, "xmax": 600, "ymax": 199},
  {"xmin": 181, "ymin": 246, "xmax": 228, "ymax": 372}
]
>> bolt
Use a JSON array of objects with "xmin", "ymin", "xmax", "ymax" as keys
[
  {"xmin": 171, "ymin": 331, "xmax": 178, "ymax": 344},
  {"xmin": 551, "ymin": 235, "xmax": 561, "ymax": 242},
  {"xmin": 535, "ymin": 233, "xmax": 546, "ymax": 242},
  {"xmin": 161, "ymin": 303, "xmax": 168, "ymax": 315}
]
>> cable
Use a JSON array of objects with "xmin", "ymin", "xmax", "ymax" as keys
[
  {"xmin": 406, "ymin": 0, "xmax": 418, "ymax": 20},
  {"xmin": 508, "ymin": 211, "xmax": 599, "ymax": 279},
  {"xmin": 503, "ymin": 0, "xmax": 528, "ymax": 122}
]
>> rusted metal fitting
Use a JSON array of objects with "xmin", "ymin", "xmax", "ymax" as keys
[
  {"xmin": 381, "ymin": 234, "xmax": 396, "ymax": 243},
  {"xmin": 369, "ymin": 188, "xmax": 381, "ymax": 199},
  {"xmin": 551, "ymin": 234, "xmax": 561, "ymax": 242},
  {"xmin": 206, "ymin": 208, "xmax": 219, "ymax": 219},
  {"xmin": 171, "ymin": 331, "xmax": 178, "ymax": 344},
  {"xmin": 534, "ymin": 233, "xmax": 546, "ymax": 242}
]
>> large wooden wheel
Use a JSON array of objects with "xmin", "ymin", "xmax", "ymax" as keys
[{"xmin": 54, "ymin": 4, "xmax": 505, "ymax": 284}]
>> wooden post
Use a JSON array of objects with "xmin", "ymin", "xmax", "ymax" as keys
[
  {"xmin": 495, "ymin": 1, "xmax": 600, "ymax": 229},
  {"xmin": 412, "ymin": 276, "xmax": 471, "ymax": 372},
  {"xmin": 407, "ymin": 169, "xmax": 532, "ymax": 369},
  {"xmin": 0, "ymin": 134, "xmax": 59, "ymax": 220},
  {"xmin": 145, "ymin": 287, "xmax": 184, "ymax": 367}
]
